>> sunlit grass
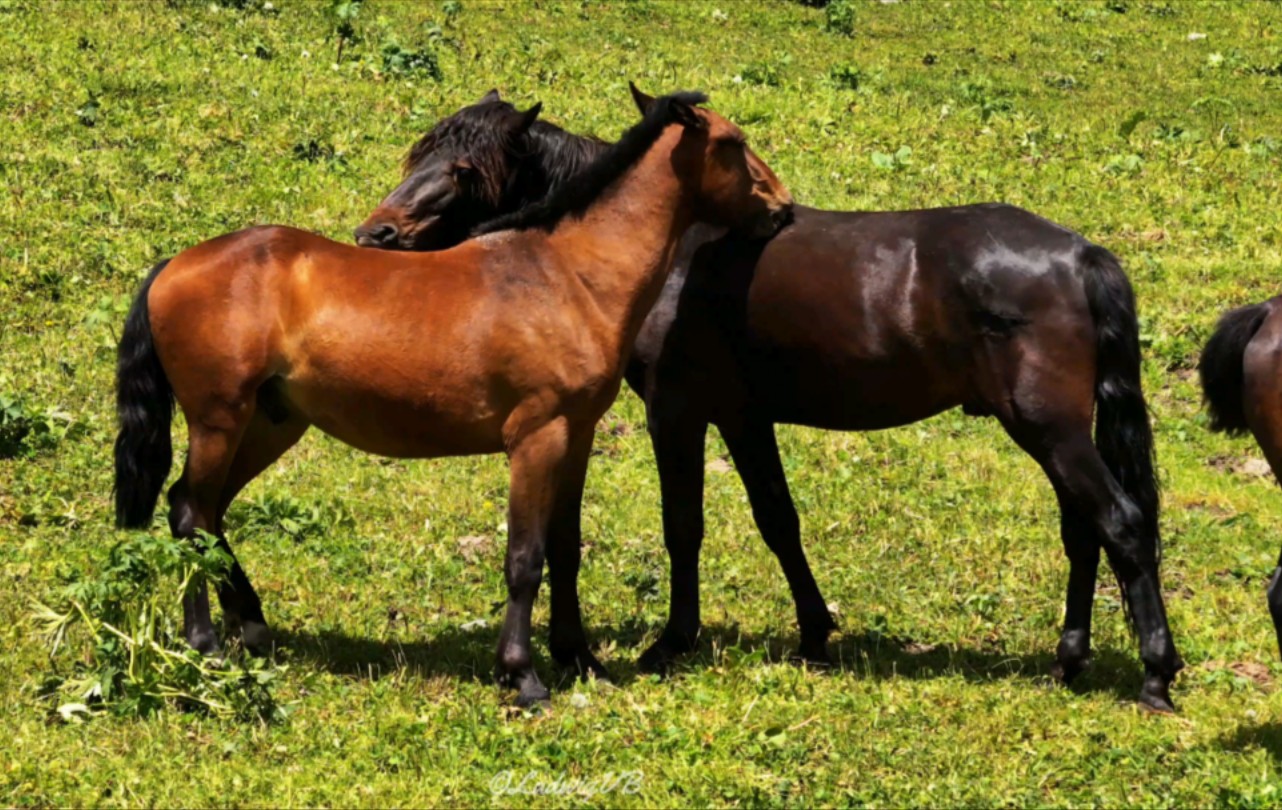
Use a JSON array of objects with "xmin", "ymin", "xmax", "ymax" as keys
[{"xmin": 3, "ymin": 0, "xmax": 1282, "ymax": 805}]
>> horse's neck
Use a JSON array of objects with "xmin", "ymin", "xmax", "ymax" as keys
[{"xmin": 546, "ymin": 127, "xmax": 693, "ymax": 347}]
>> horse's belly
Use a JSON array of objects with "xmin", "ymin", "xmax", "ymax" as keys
[
  {"xmin": 282, "ymin": 378, "xmax": 508, "ymax": 459},
  {"xmin": 747, "ymin": 354, "xmax": 963, "ymax": 431}
]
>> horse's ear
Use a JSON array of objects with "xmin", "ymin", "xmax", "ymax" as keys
[
  {"xmin": 669, "ymin": 98, "xmax": 707, "ymax": 131},
  {"xmin": 629, "ymin": 81, "xmax": 655, "ymax": 115},
  {"xmin": 509, "ymin": 102, "xmax": 542, "ymax": 133},
  {"xmin": 480, "ymin": 88, "xmax": 501, "ymax": 104}
]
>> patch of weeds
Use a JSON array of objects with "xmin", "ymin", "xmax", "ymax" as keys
[
  {"xmin": 622, "ymin": 568, "xmax": 661, "ymax": 602},
  {"xmin": 1102, "ymin": 152, "xmax": 1143, "ymax": 175},
  {"xmin": 230, "ymin": 493, "xmax": 355, "ymax": 543},
  {"xmin": 31, "ymin": 532, "xmax": 291, "ymax": 723},
  {"xmin": 738, "ymin": 56, "xmax": 791, "ymax": 87},
  {"xmin": 291, "ymin": 139, "xmax": 347, "ymax": 168},
  {"xmin": 957, "ymin": 78, "xmax": 1013, "ymax": 121},
  {"xmin": 1154, "ymin": 121, "xmax": 1201, "ymax": 143},
  {"xmin": 1043, "ymin": 72, "xmax": 1078, "ymax": 91},
  {"xmin": 1205, "ymin": 48, "xmax": 1249, "ymax": 72},
  {"xmin": 828, "ymin": 63, "xmax": 865, "ymax": 91},
  {"xmin": 1141, "ymin": 2, "xmax": 1177, "ymax": 16},
  {"xmin": 0, "ymin": 395, "xmax": 83, "ymax": 458},
  {"xmin": 870, "ymin": 145, "xmax": 912, "ymax": 171},
  {"xmin": 1246, "ymin": 136, "xmax": 1280, "ymax": 158},
  {"xmin": 823, "ymin": 0, "xmax": 854, "ymax": 37},
  {"xmin": 75, "ymin": 93, "xmax": 100, "ymax": 127},
  {"xmin": 331, "ymin": 0, "xmax": 363, "ymax": 62},
  {"xmin": 1117, "ymin": 109, "xmax": 1147, "ymax": 140},
  {"xmin": 380, "ymin": 41, "xmax": 442, "ymax": 80}
]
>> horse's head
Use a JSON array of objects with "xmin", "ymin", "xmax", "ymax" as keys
[
  {"xmin": 354, "ymin": 90, "xmax": 542, "ymax": 250},
  {"xmin": 631, "ymin": 84, "xmax": 793, "ymax": 240}
]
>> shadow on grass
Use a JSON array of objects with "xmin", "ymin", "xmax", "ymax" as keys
[
  {"xmin": 1216, "ymin": 721, "xmax": 1282, "ymax": 763},
  {"xmin": 272, "ymin": 619, "xmax": 1146, "ymax": 704}
]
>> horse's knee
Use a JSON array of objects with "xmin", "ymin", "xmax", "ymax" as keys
[{"xmin": 505, "ymin": 550, "xmax": 544, "ymax": 598}]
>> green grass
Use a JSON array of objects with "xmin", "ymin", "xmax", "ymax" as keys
[{"xmin": 4, "ymin": 0, "xmax": 1282, "ymax": 805}]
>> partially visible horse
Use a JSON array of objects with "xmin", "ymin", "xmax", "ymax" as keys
[
  {"xmin": 354, "ymin": 87, "xmax": 1184, "ymax": 711},
  {"xmin": 1199, "ymin": 300, "xmax": 1282, "ymax": 658},
  {"xmin": 113, "ymin": 89, "xmax": 793, "ymax": 706}
]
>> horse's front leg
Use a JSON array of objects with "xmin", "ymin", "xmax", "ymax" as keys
[
  {"xmin": 637, "ymin": 402, "xmax": 708, "ymax": 674},
  {"xmin": 546, "ymin": 430, "xmax": 609, "ymax": 680},
  {"xmin": 496, "ymin": 419, "xmax": 572, "ymax": 707}
]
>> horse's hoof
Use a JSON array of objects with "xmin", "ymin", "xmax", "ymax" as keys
[
  {"xmin": 794, "ymin": 637, "xmax": 833, "ymax": 668},
  {"xmin": 575, "ymin": 655, "xmax": 612, "ymax": 684},
  {"xmin": 1138, "ymin": 678, "xmax": 1177, "ymax": 714},
  {"xmin": 240, "ymin": 621, "xmax": 274, "ymax": 657},
  {"xmin": 188, "ymin": 630, "xmax": 222, "ymax": 658},
  {"xmin": 1050, "ymin": 655, "xmax": 1092, "ymax": 686},
  {"xmin": 515, "ymin": 680, "xmax": 552, "ymax": 709},
  {"xmin": 637, "ymin": 642, "xmax": 682, "ymax": 675}
]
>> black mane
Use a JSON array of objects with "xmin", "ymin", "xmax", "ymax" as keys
[
  {"xmin": 473, "ymin": 91, "xmax": 707, "ymax": 236},
  {"xmin": 518, "ymin": 120, "xmax": 609, "ymax": 207}
]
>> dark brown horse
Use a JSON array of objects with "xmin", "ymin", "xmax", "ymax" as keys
[
  {"xmin": 113, "ymin": 89, "xmax": 793, "ymax": 706},
  {"xmin": 354, "ymin": 88, "xmax": 1184, "ymax": 712},
  {"xmin": 1199, "ymin": 299, "xmax": 1282, "ymax": 658}
]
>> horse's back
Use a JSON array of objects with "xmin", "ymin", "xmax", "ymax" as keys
[{"xmin": 644, "ymin": 204, "xmax": 1101, "ymax": 429}]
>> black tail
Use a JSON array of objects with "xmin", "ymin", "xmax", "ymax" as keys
[
  {"xmin": 1080, "ymin": 245, "xmax": 1161, "ymax": 578},
  {"xmin": 1199, "ymin": 300, "xmax": 1273, "ymax": 436},
  {"xmin": 114, "ymin": 259, "xmax": 175, "ymax": 528}
]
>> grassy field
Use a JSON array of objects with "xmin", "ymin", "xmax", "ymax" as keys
[{"xmin": 4, "ymin": 0, "xmax": 1282, "ymax": 805}]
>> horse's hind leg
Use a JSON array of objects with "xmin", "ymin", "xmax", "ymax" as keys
[
  {"xmin": 1049, "ymin": 490, "xmax": 1100, "ymax": 685},
  {"xmin": 721, "ymin": 419, "xmax": 836, "ymax": 663},
  {"xmin": 169, "ymin": 417, "xmax": 252, "ymax": 655},
  {"xmin": 209, "ymin": 403, "xmax": 309, "ymax": 654},
  {"xmin": 1007, "ymin": 423, "xmax": 1181, "ymax": 711}
]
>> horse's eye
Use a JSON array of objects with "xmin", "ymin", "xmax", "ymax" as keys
[{"xmin": 452, "ymin": 164, "xmax": 475, "ymax": 180}]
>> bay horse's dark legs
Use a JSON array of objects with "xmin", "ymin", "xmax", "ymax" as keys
[
  {"xmin": 637, "ymin": 409, "xmax": 708, "ymax": 673},
  {"xmin": 498, "ymin": 420, "xmax": 576, "ymax": 706},
  {"xmin": 172, "ymin": 400, "xmax": 304, "ymax": 657},
  {"xmin": 1050, "ymin": 491, "xmax": 1100, "ymax": 685},
  {"xmin": 721, "ymin": 420, "xmax": 836, "ymax": 662},
  {"xmin": 169, "ymin": 420, "xmax": 249, "ymax": 656},
  {"xmin": 1011, "ymin": 426, "xmax": 1182, "ymax": 711},
  {"xmin": 546, "ymin": 431, "xmax": 609, "ymax": 680},
  {"xmin": 209, "ymin": 407, "xmax": 309, "ymax": 654}
]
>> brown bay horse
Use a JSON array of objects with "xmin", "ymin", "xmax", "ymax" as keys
[
  {"xmin": 1199, "ymin": 300, "xmax": 1282, "ymax": 658},
  {"xmin": 355, "ymin": 88, "xmax": 1184, "ymax": 712},
  {"xmin": 113, "ymin": 90, "xmax": 793, "ymax": 706}
]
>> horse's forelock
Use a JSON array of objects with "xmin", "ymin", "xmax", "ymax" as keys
[{"xmin": 401, "ymin": 103, "xmax": 522, "ymax": 206}]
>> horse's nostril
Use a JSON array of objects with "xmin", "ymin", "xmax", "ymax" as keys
[{"xmin": 355, "ymin": 223, "xmax": 400, "ymax": 247}]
